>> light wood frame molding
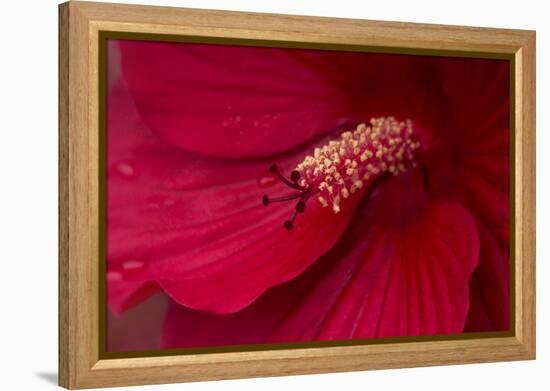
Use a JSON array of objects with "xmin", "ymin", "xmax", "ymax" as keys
[{"xmin": 59, "ymin": 1, "xmax": 536, "ymax": 389}]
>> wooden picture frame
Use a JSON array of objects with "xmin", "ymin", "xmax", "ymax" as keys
[{"xmin": 59, "ymin": 1, "xmax": 536, "ymax": 389}]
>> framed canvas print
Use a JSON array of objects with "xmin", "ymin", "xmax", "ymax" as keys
[{"xmin": 58, "ymin": 1, "xmax": 536, "ymax": 389}]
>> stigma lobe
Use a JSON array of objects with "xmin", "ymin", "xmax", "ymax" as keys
[{"xmin": 262, "ymin": 164, "xmax": 314, "ymax": 230}]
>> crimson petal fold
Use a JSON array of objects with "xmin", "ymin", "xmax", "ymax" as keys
[
  {"xmin": 161, "ymin": 172, "xmax": 480, "ymax": 349},
  {"xmin": 107, "ymin": 77, "xmax": 362, "ymax": 314}
]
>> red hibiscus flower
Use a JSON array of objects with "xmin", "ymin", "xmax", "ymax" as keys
[{"xmin": 106, "ymin": 39, "xmax": 509, "ymax": 351}]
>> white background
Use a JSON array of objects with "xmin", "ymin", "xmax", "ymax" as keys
[{"xmin": 0, "ymin": 0, "xmax": 547, "ymax": 389}]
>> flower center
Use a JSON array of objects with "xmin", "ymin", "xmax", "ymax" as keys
[{"xmin": 262, "ymin": 117, "xmax": 421, "ymax": 230}]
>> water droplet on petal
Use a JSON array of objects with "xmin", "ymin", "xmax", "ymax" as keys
[
  {"xmin": 122, "ymin": 260, "xmax": 144, "ymax": 271},
  {"xmin": 107, "ymin": 271, "xmax": 122, "ymax": 281},
  {"xmin": 117, "ymin": 162, "xmax": 135, "ymax": 177},
  {"xmin": 257, "ymin": 174, "xmax": 277, "ymax": 188}
]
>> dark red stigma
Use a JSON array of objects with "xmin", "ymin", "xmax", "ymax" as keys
[{"xmin": 262, "ymin": 164, "xmax": 314, "ymax": 230}]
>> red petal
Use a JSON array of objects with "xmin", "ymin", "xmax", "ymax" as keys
[
  {"xmin": 439, "ymin": 59, "xmax": 510, "ymax": 331},
  {"xmin": 295, "ymin": 172, "xmax": 480, "ymax": 339},
  {"xmin": 464, "ymin": 217, "xmax": 510, "ymax": 331},
  {"xmin": 108, "ymin": 293, "xmax": 168, "ymax": 352},
  {"xmin": 118, "ymin": 40, "xmax": 370, "ymax": 158},
  {"xmin": 107, "ymin": 77, "xmax": 362, "ymax": 314},
  {"xmin": 402, "ymin": 57, "xmax": 511, "ymax": 331},
  {"xmin": 438, "ymin": 58, "xmax": 510, "ymax": 140},
  {"xmin": 161, "ymin": 172, "xmax": 480, "ymax": 348}
]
